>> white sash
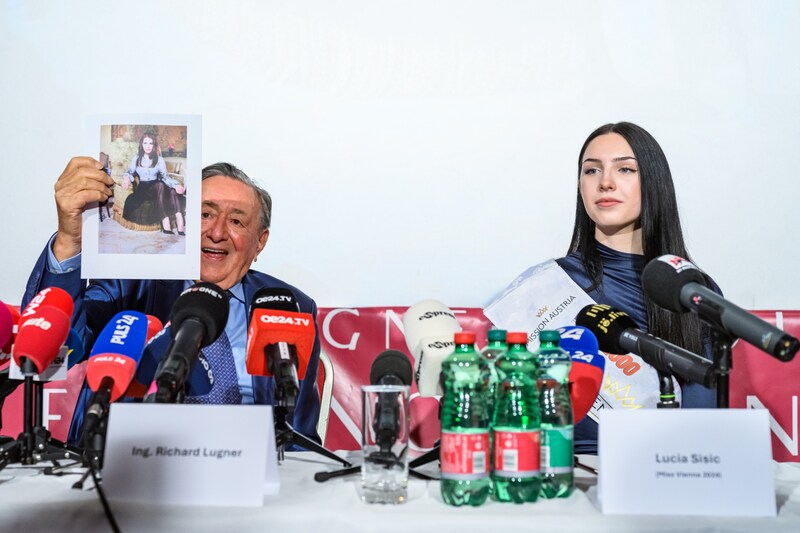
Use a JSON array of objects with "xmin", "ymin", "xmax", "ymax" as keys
[{"xmin": 484, "ymin": 259, "xmax": 681, "ymax": 422}]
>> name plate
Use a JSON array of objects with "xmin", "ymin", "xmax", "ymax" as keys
[
  {"xmin": 598, "ymin": 409, "xmax": 775, "ymax": 517},
  {"xmin": 103, "ymin": 404, "xmax": 277, "ymax": 507}
]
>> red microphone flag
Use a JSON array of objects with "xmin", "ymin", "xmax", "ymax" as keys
[{"xmin": 246, "ymin": 308, "xmax": 315, "ymax": 380}]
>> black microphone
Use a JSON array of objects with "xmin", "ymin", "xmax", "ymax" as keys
[
  {"xmin": 576, "ymin": 304, "xmax": 716, "ymax": 388},
  {"xmin": 369, "ymin": 350, "xmax": 413, "ymax": 453},
  {"xmin": 153, "ymin": 283, "xmax": 229, "ymax": 403},
  {"xmin": 642, "ymin": 255, "xmax": 799, "ymax": 362}
]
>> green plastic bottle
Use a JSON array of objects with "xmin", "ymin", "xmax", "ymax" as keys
[
  {"xmin": 481, "ymin": 329, "xmax": 507, "ymax": 413},
  {"xmin": 535, "ymin": 330, "xmax": 574, "ymax": 498},
  {"xmin": 440, "ymin": 331, "xmax": 491, "ymax": 506},
  {"xmin": 491, "ymin": 331, "xmax": 541, "ymax": 503}
]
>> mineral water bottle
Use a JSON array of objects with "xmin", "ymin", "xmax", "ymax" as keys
[
  {"xmin": 491, "ymin": 331, "xmax": 541, "ymax": 503},
  {"xmin": 535, "ymin": 330, "xmax": 574, "ymax": 498},
  {"xmin": 481, "ymin": 329, "xmax": 507, "ymax": 413},
  {"xmin": 440, "ymin": 331, "xmax": 491, "ymax": 506}
]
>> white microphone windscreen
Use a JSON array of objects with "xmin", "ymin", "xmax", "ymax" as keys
[
  {"xmin": 402, "ymin": 299, "xmax": 461, "ymax": 356},
  {"xmin": 413, "ymin": 334, "xmax": 458, "ymax": 397}
]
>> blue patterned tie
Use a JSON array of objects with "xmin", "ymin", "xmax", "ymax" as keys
[{"xmin": 185, "ymin": 330, "xmax": 242, "ymax": 404}]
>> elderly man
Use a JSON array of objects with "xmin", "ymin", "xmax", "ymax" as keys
[{"xmin": 22, "ymin": 157, "xmax": 320, "ymax": 444}]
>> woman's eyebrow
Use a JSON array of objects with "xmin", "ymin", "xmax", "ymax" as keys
[{"xmin": 582, "ymin": 156, "xmax": 637, "ymax": 164}]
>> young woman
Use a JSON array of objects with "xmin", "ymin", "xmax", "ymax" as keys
[
  {"xmin": 121, "ymin": 132, "xmax": 186, "ymax": 235},
  {"xmin": 557, "ymin": 122, "xmax": 716, "ymax": 453}
]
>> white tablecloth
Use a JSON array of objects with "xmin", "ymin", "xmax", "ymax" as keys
[{"xmin": 1, "ymin": 454, "xmax": 799, "ymax": 532}]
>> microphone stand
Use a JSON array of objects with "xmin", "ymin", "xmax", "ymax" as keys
[
  {"xmin": 0, "ymin": 361, "xmax": 80, "ymax": 472},
  {"xmin": 32, "ymin": 382, "xmax": 75, "ymax": 461},
  {"xmin": 314, "ymin": 437, "xmax": 437, "ymax": 482},
  {"xmin": 656, "ymin": 371, "xmax": 680, "ymax": 408},
  {"xmin": 263, "ymin": 340, "xmax": 350, "ymax": 466},
  {"xmin": 0, "ymin": 374, "xmax": 37, "ymax": 467},
  {"xmin": 0, "ymin": 367, "xmax": 39, "ymax": 469},
  {"xmin": 710, "ymin": 329, "xmax": 734, "ymax": 409},
  {"xmin": 693, "ymin": 297, "xmax": 734, "ymax": 409},
  {"xmin": 30, "ymin": 367, "xmax": 83, "ymax": 466},
  {"xmin": 314, "ymin": 455, "xmax": 438, "ymax": 482},
  {"xmin": 65, "ymin": 416, "xmax": 109, "ymax": 490},
  {"xmin": 315, "ymin": 397, "xmax": 440, "ymax": 482},
  {"xmin": 409, "ymin": 444, "xmax": 440, "ymax": 469},
  {"xmin": 46, "ymin": 389, "xmax": 113, "ymax": 485},
  {"xmin": 272, "ymin": 384, "xmax": 351, "ymax": 467}
]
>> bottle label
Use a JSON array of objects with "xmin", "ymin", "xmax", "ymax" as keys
[
  {"xmin": 541, "ymin": 426, "xmax": 573, "ymax": 474},
  {"xmin": 492, "ymin": 428, "xmax": 541, "ymax": 478},
  {"xmin": 440, "ymin": 430, "xmax": 490, "ymax": 480}
]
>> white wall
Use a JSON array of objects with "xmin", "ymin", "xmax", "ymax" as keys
[{"xmin": 1, "ymin": 0, "xmax": 798, "ymax": 309}]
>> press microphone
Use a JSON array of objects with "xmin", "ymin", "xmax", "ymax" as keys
[
  {"xmin": 12, "ymin": 287, "xmax": 75, "ymax": 375},
  {"xmin": 556, "ymin": 325, "xmax": 605, "ymax": 423},
  {"xmin": 0, "ymin": 304, "xmax": 14, "ymax": 400},
  {"xmin": 370, "ymin": 349, "xmax": 414, "ymax": 388},
  {"xmin": 369, "ymin": 350, "xmax": 413, "ymax": 452},
  {"xmin": 642, "ymin": 255, "xmax": 799, "ymax": 362},
  {"xmin": 2, "ymin": 303, "xmax": 67, "ymax": 425},
  {"xmin": 402, "ymin": 300, "xmax": 461, "ymax": 397},
  {"xmin": 19, "ymin": 286, "xmax": 74, "ymax": 322},
  {"xmin": 0, "ymin": 302, "xmax": 13, "ymax": 350},
  {"xmin": 0, "ymin": 306, "xmax": 16, "ymax": 390},
  {"xmin": 0, "ymin": 304, "xmax": 19, "ymax": 370},
  {"xmin": 146, "ymin": 315, "xmax": 164, "ymax": 342},
  {"xmin": 576, "ymin": 304, "xmax": 716, "ymax": 388},
  {"xmin": 1, "ymin": 308, "xmax": 83, "ymax": 405},
  {"xmin": 82, "ymin": 311, "xmax": 149, "ymax": 437},
  {"xmin": 133, "ymin": 322, "xmax": 216, "ymax": 400},
  {"xmin": 246, "ymin": 287, "xmax": 316, "ymax": 407},
  {"xmin": 153, "ymin": 282, "xmax": 229, "ymax": 403},
  {"xmin": 124, "ymin": 315, "xmax": 165, "ymax": 398}
]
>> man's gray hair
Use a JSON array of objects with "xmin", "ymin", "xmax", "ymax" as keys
[{"xmin": 202, "ymin": 162, "xmax": 272, "ymax": 230}]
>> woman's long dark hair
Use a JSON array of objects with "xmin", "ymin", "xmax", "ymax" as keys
[
  {"xmin": 566, "ymin": 121, "xmax": 704, "ymax": 355},
  {"xmin": 135, "ymin": 133, "xmax": 160, "ymax": 168}
]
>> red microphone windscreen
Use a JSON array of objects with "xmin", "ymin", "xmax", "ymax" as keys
[
  {"xmin": 86, "ymin": 354, "xmax": 138, "ymax": 402},
  {"xmin": 124, "ymin": 378, "xmax": 149, "ymax": 399},
  {"xmin": 0, "ymin": 302, "xmax": 13, "ymax": 349},
  {"xmin": 12, "ymin": 305, "xmax": 71, "ymax": 374},
  {"xmin": 146, "ymin": 315, "xmax": 164, "ymax": 342},
  {"xmin": 246, "ymin": 308, "xmax": 315, "ymax": 379},
  {"xmin": 21, "ymin": 287, "xmax": 74, "ymax": 319},
  {"xmin": 123, "ymin": 315, "xmax": 165, "ymax": 399},
  {"xmin": 569, "ymin": 362, "xmax": 604, "ymax": 423},
  {"xmin": 558, "ymin": 325, "xmax": 605, "ymax": 424},
  {"xmin": 0, "ymin": 304, "xmax": 19, "ymax": 370}
]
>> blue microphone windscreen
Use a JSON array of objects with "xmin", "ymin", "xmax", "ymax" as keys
[
  {"xmin": 557, "ymin": 325, "xmax": 605, "ymax": 372},
  {"xmin": 89, "ymin": 311, "xmax": 149, "ymax": 364}
]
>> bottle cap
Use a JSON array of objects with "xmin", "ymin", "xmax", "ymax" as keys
[
  {"xmin": 487, "ymin": 329, "xmax": 507, "ymax": 342},
  {"xmin": 454, "ymin": 331, "xmax": 475, "ymax": 344},
  {"xmin": 506, "ymin": 332, "xmax": 528, "ymax": 344},
  {"xmin": 539, "ymin": 330, "xmax": 561, "ymax": 343}
]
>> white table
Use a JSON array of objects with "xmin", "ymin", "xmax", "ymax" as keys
[{"xmin": 1, "ymin": 454, "xmax": 799, "ymax": 532}]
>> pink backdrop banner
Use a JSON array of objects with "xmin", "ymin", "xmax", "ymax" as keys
[{"xmin": 729, "ymin": 311, "xmax": 800, "ymax": 462}]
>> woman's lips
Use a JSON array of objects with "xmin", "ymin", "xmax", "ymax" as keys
[{"xmin": 596, "ymin": 199, "xmax": 621, "ymax": 207}]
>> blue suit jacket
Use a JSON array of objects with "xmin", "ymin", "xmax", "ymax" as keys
[{"xmin": 23, "ymin": 244, "xmax": 321, "ymax": 446}]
